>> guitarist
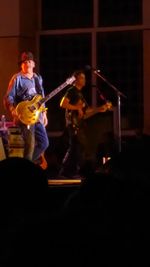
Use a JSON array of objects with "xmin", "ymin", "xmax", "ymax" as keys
[
  {"xmin": 59, "ymin": 70, "xmax": 109, "ymax": 178},
  {"xmin": 3, "ymin": 51, "xmax": 49, "ymax": 168}
]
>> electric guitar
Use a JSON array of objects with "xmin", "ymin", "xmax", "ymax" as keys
[
  {"xmin": 83, "ymin": 102, "xmax": 112, "ymax": 119},
  {"xmin": 71, "ymin": 101, "xmax": 112, "ymax": 131},
  {"xmin": 15, "ymin": 76, "xmax": 76, "ymax": 126}
]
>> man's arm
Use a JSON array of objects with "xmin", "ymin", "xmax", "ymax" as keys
[
  {"xmin": 3, "ymin": 75, "xmax": 18, "ymax": 118},
  {"xmin": 60, "ymin": 96, "xmax": 84, "ymax": 118},
  {"xmin": 84, "ymin": 102, "xmax": 112, "ymax": 119}
]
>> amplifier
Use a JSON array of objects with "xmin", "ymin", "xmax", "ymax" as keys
[{"xmin": 7, "ymin": 127, "xmax": 24, "ymax": 157}]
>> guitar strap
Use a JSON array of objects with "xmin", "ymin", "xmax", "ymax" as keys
[
  {"xmin": 80, "ymin": 93, "xmax": 89, "ymax": 109},
  {"xmin": 34, "ymin": 74, "xmax": 43, "ymax": 95},
  {"xmin": 33, "ymin": 74, "xmax": 45, "ymax": 125}
]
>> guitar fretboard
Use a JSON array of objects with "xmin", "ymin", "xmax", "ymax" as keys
[{"xmin": 39, "ymin": 76, "xmax": 76, "ymax": 105}]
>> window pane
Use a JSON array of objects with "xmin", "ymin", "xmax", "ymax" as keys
[
  {"xmin": 41, "ymin": 0, "xmax": 93, "ymax": 30},
  {"xmin": 99, "ymin": 0, "xmax": 142, "ymax": 27},
  {"xmin": 40, "ymin": 34, "xmax": 91, "ymax": 131},
  {"xmin": 97, "ymin": 31, "xmax": 143, "ymax": 129}
]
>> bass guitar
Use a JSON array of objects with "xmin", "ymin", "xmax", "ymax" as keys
[
  {"xmin": 83, "ymin": 101, "xmax": 112, "ymax": 119},
  {"xmin": 15, "ymin": 76, "xmax": 76, "ymax": 126},
  {"xmin": 71, "ymin": 101, "xmax": 113, "ymax": 131}
]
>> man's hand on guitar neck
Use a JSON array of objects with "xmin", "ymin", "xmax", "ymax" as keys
[{"xmin": 97, "ymin": 101, "xmax": 112, "ymax": 112}]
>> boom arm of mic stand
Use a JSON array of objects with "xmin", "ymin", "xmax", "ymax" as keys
[
  {"xmin": 94, "ymin": 71, "xmax": 126, "ymax": 98},
  {"xmin": 94, "ymin": 70, "xmax": 126, "ymax": 153}
]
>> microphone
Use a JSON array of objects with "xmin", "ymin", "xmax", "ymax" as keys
[{"xmin": 85, "ymin": 65, "xmax": 101, "ymax": 73}]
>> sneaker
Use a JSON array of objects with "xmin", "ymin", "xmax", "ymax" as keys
[{"xmin": 34, "ymin": 153, "xmax": 48, "ymax": 170}]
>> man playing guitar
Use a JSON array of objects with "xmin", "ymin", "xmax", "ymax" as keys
[
  {"xmin": 3, "ymin": 51, "xmax": 49, "ymax": 169},
  {"xmin": 59, "ymin": 69, "xmax": 112, "ymax": 178}
]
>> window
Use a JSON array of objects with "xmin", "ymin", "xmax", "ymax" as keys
[
  {"xmin": 41, "ymin": 0, "xmax": 93, "ymax": 30},
  {"xmin": 40, "ymin": 34, "xmax": 91, "ymax": 131},
  {"xmin": 99, "ymin": 0, "xmax": 142, "ymax": 27},
  {"xmin": 97, "ymin": 31, "xmax": 143, "ymax": 128},
  {"xmin": 39, "ymin": 0, "xmax": 143, "ymax": 131}
]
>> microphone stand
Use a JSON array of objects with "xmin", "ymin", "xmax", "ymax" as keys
[{"xmin": 94, "ymin": 70, "xmax": 126, "ymax": 153}]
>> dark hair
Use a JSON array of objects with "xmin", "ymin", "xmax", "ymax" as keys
[
  {"xmin": 72, "ymin": 69, "xmax": 85, "ymax": 79},
  {"xmin": 18, "ymin": 51, "xmax": 35, "ymax": 65}
]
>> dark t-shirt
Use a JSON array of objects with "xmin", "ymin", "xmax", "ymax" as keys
[{"xmin": 64, "ymin": 86, "xmax": 88, "ymax": 127}]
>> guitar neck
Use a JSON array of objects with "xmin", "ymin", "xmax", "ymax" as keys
[
  {"xmin": 84, "ymin": 107, "xmax": 100, "ymax": 119},
  {"xmin": 39, "ymin": 80, "xmax": 69, "ymax": 105},
  {"xmin": 84, "ymin": 102, "xmax": 112, "ymax": 119}
]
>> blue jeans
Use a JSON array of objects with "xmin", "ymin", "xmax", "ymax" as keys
[{"xmin": 20, "ymin": 122, "xmax": 49, "ymax": 161}]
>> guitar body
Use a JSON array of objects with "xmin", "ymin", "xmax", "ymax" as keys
[
  {"xmin": 15, "ymin": 76, "xmax": 76, "ymax": 126},
  {"xmin": 16, "ymin": 95, "xmax": 46, "ymax": 125}
]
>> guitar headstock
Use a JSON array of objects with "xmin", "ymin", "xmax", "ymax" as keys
[{"xmin": 66, "ymin": 76, "xmax": 76, "ymax": 85}]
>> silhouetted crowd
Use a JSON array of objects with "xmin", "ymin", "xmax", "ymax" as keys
[{"xmin": 1, "ymin": 134, "xmax": 150, "ymax": 266}]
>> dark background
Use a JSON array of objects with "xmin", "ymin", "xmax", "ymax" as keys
[{"xmin": 39, "ymin": 0, "xmax": 143, "ymax": 133}]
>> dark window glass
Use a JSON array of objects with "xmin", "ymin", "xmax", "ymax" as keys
[
  {"xmin": 96, "ymin": 31, "xmax": 143, "ymax": 129},
  {"xmin": 41, "ymin": 0, "xmax": 93, "ymax": 30},
  {"xmin": 99, "ymin": 0, "xmax": 142, "ymax": 27},
  {"xmin": 40, "ymin": 34, "xmax": 91, "ymax": 131}
]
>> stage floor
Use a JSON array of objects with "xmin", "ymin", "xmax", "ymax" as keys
[{"xmin": 48, "ymin": 178, "xmax": 81, "ymax": 186}]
